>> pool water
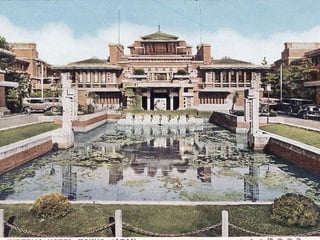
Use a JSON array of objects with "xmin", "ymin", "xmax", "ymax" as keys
[{"xmin": 0, "ymin": 123, "xmax": 319, "ymax": 202}]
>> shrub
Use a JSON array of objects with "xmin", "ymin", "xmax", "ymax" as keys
[
  {"xmin": 133, "ymin": 69, "xmax": 145, "ymax": 75},
  {"xmin": 29, "ymin": 193, "xmax": 73, "ymax": 219},
  {"xmin": 176, "ymin": 69, "xmax": 187, "ymax": 75},
  {"xmin": 233, "ymin": 110, "xmax": 244, "ymax": 116},
  {"xmin": 44, "ymin": 111, "xmax": 54, "ymax": 116},
  {"xmin": 271, "ymin": 193, "xmax": 319, "ymax": 228},
  {"xmin": 269, "ymin": 111, "xmax": 278, "ymax": 117}
]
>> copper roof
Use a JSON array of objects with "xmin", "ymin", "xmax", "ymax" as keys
[{"xmin": 141, "ymin": 27, "xmax": 178, "ymax": 41}]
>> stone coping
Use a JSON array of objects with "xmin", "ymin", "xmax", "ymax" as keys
[
  {"xmin": 0, "ymin": 200, "xmax": 274, "ymax": 205},
  {"xmin": 260, "ymin": 130, "xmax": 320, "ymax": 155},
  {"xmin": 0, "ymin": 129, "xmax": 59, "ymax": 154},
  {"xmin": 1, "ymin": 200, "xmax": 319, "ymax": 205}
]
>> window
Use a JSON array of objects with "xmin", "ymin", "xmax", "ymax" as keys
[
  {"xmin": 222, "ymin": 71, "xmax": 228, "ymax": 83},
  {"xmin": 246, "ymin": 71, "xmax": 252, "ymax": 81},
  {"xmin": 79, "ymin": 72, "xmax": 83, "ymax": 83},
  {"xmin": 215, "ymin": 71, "xmax": 221, "ymax": 82},
  {"xmin": 238, "ymin": 71, "xmax": 244, "ymax": 82},
  {"xmin": 231, "ymin": 71, "xmax": 236, "ymax": 82}
]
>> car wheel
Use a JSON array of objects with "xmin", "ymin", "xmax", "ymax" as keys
[
  {"xmin": 51, "ymin": 106, "xmax": 58, "ymax": 112},
  {"xmin": 24, "ymin": 107, "xmax": 31, "ymax": 114},
  {"xmin": 303, "ymin": 113, "xmax": 308, "ymax": 119}
]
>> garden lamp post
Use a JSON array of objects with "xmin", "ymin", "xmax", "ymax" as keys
[{"xmin": 266, "ymin": 84, "xmax": 272, "ymax": 113}]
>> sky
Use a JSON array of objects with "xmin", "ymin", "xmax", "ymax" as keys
[{"xmin": 1, "ymin": 0, "xmax": 320, "ymax": 65}]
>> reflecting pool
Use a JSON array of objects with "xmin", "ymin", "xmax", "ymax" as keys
[{"xmin": 0, "ymin": 123, "xmax": 319, "ymax": 202}]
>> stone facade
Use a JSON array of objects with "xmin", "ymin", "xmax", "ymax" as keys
[{"xmin": 54, "ymin": 29, "xmax": 269, "ymax": 112}]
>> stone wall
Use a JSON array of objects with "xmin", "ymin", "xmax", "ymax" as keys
[
  {"xmin": 209, "ymin": 111, "xmax": 249, "ymax": 133},
  {"xmin": 265, "ymin": 138, "xmax": 320, "ymax": 176},
  {"xmin": 54, "ymin": 111, "xmax": 121, "ymax": 132},
  {"xmin": 0, "ymin": 135, "xmax": 52, "ymax": 174}
]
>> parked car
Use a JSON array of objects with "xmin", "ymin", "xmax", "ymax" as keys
[
  {"xmin": 297, "ymin": 105, "xmax": 320, "ymax": 119},
  {"xmin": 279, "ymin": 98, "xmax": 314, "ymax": 115},
  {"xmin": 22, "ymin": 97, "xmax": 61, "ymax": 113}
]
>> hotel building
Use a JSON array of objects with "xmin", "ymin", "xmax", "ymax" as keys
[{"xmin": 53, "ymin": 29, "xmax": 270, "ymax": 111}]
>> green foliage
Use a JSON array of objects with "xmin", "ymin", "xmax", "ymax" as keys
[
  {"xmin": 271, "ymin": 193, "xmax": 319, "ymax": 228},
  {"xmin": 88, "ymin": 92, "xmax": 99, "ymax": 103},
  {"xmin": 232, "ymin": 110, "xmax": 244, "ymax": 116},
  {"xmin": 29, "ymin": 193, "xmax": 73, "ymax": 219},
  {"xmin": 260, "ymin": 124, "xmax": 320, "ymax": 148},
  {"xmin": 5, "ymin": 71, "xmax": 30, "ymax": 112},
  {"xmin": 133, "ymin": 69, "xmax": 145, "ymax": 75},
  {"xmin": 0, "ymin": 123, "xmax": 60, "ymax": 147},
  {"xmin": 0, "ymin": 36, "xmax": 13, "ymax": 71},
  {"xmin": 269, "ymin": 111, "xmax": 278, "ymax": 117},
  {"xmin": 176, "ymin": 69, "xmax": 187, "ymax": 75},
  {"xmin": 0, "ymin": 36, "xmax": 11, "ymax": 50},
  {"xmin": 263, "ymin": 61, "xmax": 317, "ymax": 101},
  {"xmin": 1, "ymin": 204, "xmax": 319, "ymax": 237}
]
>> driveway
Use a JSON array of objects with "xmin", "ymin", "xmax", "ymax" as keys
[
  {"xmin": 0, "ymin": 114, "xmax": 41, "ymax": 130},
  {"xmin": 277, "ymin": 114, "xmax": 320, "ymax": 131}
]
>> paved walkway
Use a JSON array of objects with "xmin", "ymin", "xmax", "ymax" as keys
[{"xmin": 0, "ymin": 114, "xmax": 41, "ymax": 130}]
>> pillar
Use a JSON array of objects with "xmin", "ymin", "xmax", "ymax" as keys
[
  {"xmin": 115, "ymin": 209, "xmax": 123, "ymax": 237},
  {"xmin": 147, "ymin": 90, "xmax": 151, "ymax": 110},
  {"xmin": 222, "ymin": 210, "xmax": 229, "ymax": 237},
  {"xmin": 170, "ymin": 95, "xmax": 174, "ymax": 110},
  {"xmin": 0, "ymin": 209, "xmax": 3, "ymax": 238}
]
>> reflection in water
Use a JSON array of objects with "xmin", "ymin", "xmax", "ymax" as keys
[
  {"xmin": 244, "ymin": 164, "xmax": 260, "ymax": 201},
  {"xmin": 0, "ymin": 123, "xmax": 319, "ymax": 202},
  {"xmin": 61, "ymin": 165, "xmax": 77, "ymax": 200}
]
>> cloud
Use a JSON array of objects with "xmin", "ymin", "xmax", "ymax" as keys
[{"xmin": 2, "ymin": 15, "xmax": 320, "ymax": 65}]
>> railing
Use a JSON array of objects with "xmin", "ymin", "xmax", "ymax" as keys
[{"xmin": 1, "ymin": 209, "xmax": 319, "ymax": 238}]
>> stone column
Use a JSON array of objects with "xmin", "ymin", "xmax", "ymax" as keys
[
  {"xmin": 245, "ymin": 73, "xmax": 269, "ymax": 150},
  {"xmin": 170, "ymin": 94, "xmax": 174, "ymax": 110},
  {"xmin": 147, "ymin": 90, "xmax": 151, "ymax": 110},
  {"xmin": 179, "ymin": 87, "xmax": 184, "ymax": 110},
  {"xmin": 53, "ymin": 73, "xmax": 75, "ymax": 149}
]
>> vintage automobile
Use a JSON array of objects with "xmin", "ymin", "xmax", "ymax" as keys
[
  {"xmin": 297, "ymin": 105, "xmax": 320, "ymax": 120},
  {"xmin": 22, "ymin": 97, "xmax": 62, "ymax": 113},
  {"xmin": 279, "ymin": 98, "xmax": 314, "ymax": 115}
]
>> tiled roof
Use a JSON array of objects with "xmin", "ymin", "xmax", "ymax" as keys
[
  {"xmin": 141, "ymin": 30, "xmax": 178, "ymax": 41},
  {"xmin": 212, "ymin": 56, "xmax": 252, "ymax": 65},
  {"xmin": 69, "ymin": 56, "xmax": 108, "ymax": 65}
]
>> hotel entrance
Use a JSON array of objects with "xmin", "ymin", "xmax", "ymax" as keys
[{"xmin": 141, "ymin": 88, "xmax": 179, "ymax": 110}]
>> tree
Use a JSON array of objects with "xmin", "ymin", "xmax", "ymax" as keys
[
  {"xmin": 0, "ymin": 35, "xmax": 31, "ymax": 112},
  {"xmin": 0, "ymin": 36, "xmax": 13, "ymax": 70},
  {"xmin": 0, "ymin": 36, "xmax": 11, "ymax": 50},
  {"xmin": 230, "ymin": 92, "xmax": 239, "ymax": 114},
  {"xmin": 263, "ymin": 60, "xmax": 317, "ymax": 101},
  {"xmin": 5, "ymin": 71, "xmax": 30, "ymax": 112}
]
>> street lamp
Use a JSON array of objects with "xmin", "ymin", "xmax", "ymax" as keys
[
  {"xmin": 266, "ymin": 84, "xmax": 272, "ymax": 113},
  {"xmin": 37, "ymin": 61, "xmax": 44, "ymax": 98}
]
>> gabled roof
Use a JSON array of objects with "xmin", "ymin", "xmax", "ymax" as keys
[
  {"xmin": 141, "ymin": 27, "xmax": 178, "ymax": 41},
  {"xmin": 69, "ymin": 56, "xmax": 108, "ymax": 65},
  {"xmin": 200, "ymin": 56, "xmax": 270, "ymax": 70},
  {"xmin": 212, "ymin": 56, "xmax": 252, "ymax": 65},
  {"xmin": 53, "ymin": 56, "xmax": 122, "ymax": 70}
]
